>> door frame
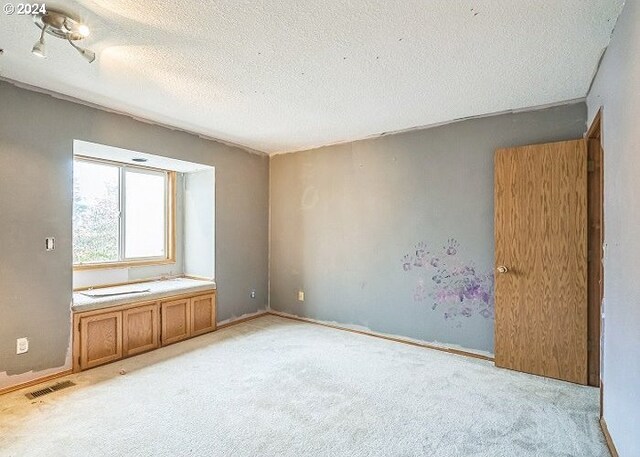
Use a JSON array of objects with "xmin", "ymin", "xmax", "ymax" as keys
[{"xmin": 585, "ymin": 109, "xmax": 604, "ymax": 396}]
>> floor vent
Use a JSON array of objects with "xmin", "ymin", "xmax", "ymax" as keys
[{"xmin": 25, "ymin": 381, "xmax": 76, "ymax": 400}]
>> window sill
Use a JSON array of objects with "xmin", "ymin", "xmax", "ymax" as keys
[
  {"xmin": 72, "ymin": 277, "xmax": 216, "ymax": 312},
  {"xmin": 73, "ymin": 258, "xmax": 176, "ymax": 271}
]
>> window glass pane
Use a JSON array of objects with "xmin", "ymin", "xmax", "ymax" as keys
[
  {"xmin": 125, "ymin": 169, "xmax": 166, "ymax": 258},
  {"xmin": 73, "ymin": 160, "xmax": 120, "ymax": 263}
]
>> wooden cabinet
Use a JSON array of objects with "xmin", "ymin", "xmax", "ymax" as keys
[
  {"xmin": 79, "ymin": 311, "xmax": 122, "ymax": 370},
  {"xmin": 123, "ymin": 303, "xmax": 159, "ymax": 357},
  {"xmin": 74, "ymin": 289, "xmax": 217, "ymax": 372},
  {"xmin": 161, "ymin": 298, "xmax": 191, "ymax": 345},
  {"xmin": 161, "ymin": 293, "xmax": 217, "ymax": 344},
  {"xmin": 191, "ymin": 293, "xmax": 216, "ymax": 336}
]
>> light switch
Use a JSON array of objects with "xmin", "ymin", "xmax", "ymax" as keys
[{"xmin": 45, "ymin": 237, "xmax": 55, "ymax": 251}]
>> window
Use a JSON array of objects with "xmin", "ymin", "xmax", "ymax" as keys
[{"xmin": 73, "ymin": 157, "xmax": 175, "ymax": 268}]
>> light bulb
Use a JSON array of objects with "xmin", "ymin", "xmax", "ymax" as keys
[
  {"xmin": 77, "ymin": 24, "xmax": 90, "ymax": 37},
  {"xmin": 32, "ymin": 25, "xmax": 47, "ymax": 58},
  {"xmin": 32, "ymin": 39, "xmax": 45, "ymax": 58}
]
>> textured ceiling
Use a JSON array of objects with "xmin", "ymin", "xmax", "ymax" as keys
[{"xmin": 0, "ymin": 0, "xmax": 624, "ymax": 154}]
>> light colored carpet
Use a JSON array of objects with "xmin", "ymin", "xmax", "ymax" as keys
[{"xmin": 0, "ymin": 315, "xmax": 607, "ymax": 457}]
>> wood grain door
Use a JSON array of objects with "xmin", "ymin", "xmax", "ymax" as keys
[
  {"xmin": 494, "ymin": 139, "xmax": 588, "ymax": 384},
  {"xmin": 190, "ymin": 293, "xmax": 216, "ymax": 336},
  {"xmin": 161, "ymin": 298, "xmax": 191, "ymax": 345},
  {"xmin": 123, "ymin": 303, "xmax": 159, "ymax": 357},
  {"xmin": 79, "ymin": 311, "xmax": 123, "ymax": 370}
]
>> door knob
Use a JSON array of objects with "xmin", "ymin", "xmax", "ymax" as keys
[{"xmin": 496, "ymin": 265, "xmax": 509, "ymax": 274}]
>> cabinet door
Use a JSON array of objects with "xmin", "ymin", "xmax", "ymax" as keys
[
  {"xmin": 161, "ymin": 298, "xmax": 191, "ymax": 345},
  {"xmin": 80, "ymin": 311, "xmax": 122, "ymax": 370},
  {"xmin": 190, "ymin": 293, "xmax": 216, "ymax": 336},
  {"xmin": 123, "ymin": 303, "xmax": 159, "ymax": 357}
]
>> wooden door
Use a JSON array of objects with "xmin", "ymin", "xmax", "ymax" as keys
[
  {"xmin": 79, "ymin": 311, "xmax": 122, "ymax": 370},
  {"xmin": 161, "ymin": 298, "xmax": 191, "ymax": 345},
  {"xmin": 123, "ymin": 303, "xmax": 159, "ymax": 357},
  {"xmin": 190, "ymin": 293, "xmax": 216, "ymax": 336},
  {"xmin": 494, "ymin": 139, "xmax": 588, "ymax": 384}
]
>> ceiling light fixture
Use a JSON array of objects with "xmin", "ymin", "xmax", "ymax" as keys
[
  {"xmin": 31, "ymin": 25, "xmax": 47, "ymax": 57},
  {"xmin": 67, "ymin": 38, "xmax": 95, "ymax": 63},
  {"xmin": 32, "ymin": 8, "xmax": 96, "ymax": 63}
]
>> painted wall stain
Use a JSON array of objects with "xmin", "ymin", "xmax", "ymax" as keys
[
  {"xmin": 301, "ymin": 186, "xmax": 319, "ymax": 209},
  {"xmin": 401, "ymin": 238, "xmax": 494, "ymax": 326}
]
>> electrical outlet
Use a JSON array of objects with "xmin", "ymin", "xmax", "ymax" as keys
[
  {"xmin": 45, "ymin": 237, "xmax": 55, "ymax": 251},
  {"xmin": 16, "ymin": 337, "xmax": 29, "ymax": 355},
  {"xmin": 250, "ymin": 289, "xmax": 256, "ymax": 299},
  {"xmin": 297, "ymin": 290, "xmax": 305, "ymax": 302}
]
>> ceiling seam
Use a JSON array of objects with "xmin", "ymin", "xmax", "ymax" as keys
[
  {"xmin": 270, "ymin": 97, "xmax": 588, "ymax": 157},
  {"xmin": 0, "ymin": 76, "xmax": 269, "ymax": 157}
]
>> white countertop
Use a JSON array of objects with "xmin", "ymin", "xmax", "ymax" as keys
[{"xmin": 72, "ymin": 278, "xmax": 216, "ymax": 312}]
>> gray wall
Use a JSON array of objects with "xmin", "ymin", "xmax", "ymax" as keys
[
  {"xmin": 270, "ymin": 103, "xmax": 586, "ymax": 353},
  {"xmin": 0, "ymin": 81, "xmax": 269, "ymax": 389},
  {"xmin": 587, "ymin": 1, "xmax": 640, "ymax": 455}
]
